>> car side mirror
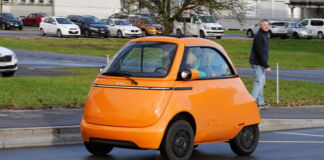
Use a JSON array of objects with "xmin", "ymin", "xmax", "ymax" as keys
[
  {"xmin": 99, "ymin": 66, "xmax": 106, "ymax": 73},
  {"xmin": 52, "ymin": 22, "xmax": 56, "ymax": 25},
  {"xmin": 179, "ymin": 69, "xmax": 199, "ymax": 80}
]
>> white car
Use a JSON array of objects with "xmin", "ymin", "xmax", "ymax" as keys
[
  {"xmin": 101, "ymin": 18, "xmax": 142, "ymax": 38},
  {"xmin": 39, "ymin": 16, "xmax": 81, "ymax": 38},
  {"xmin": 246, "ymin": 21, "xmax": 289, "ymax": 39},
  {"xmin": 174, "ymin": 15, "xmax": 224, "ymax": 39},
  {"xmin": 300, "ymin": 18, "xmax": 324, "ymax": 39},
  {"xmin": 0, "ymin": 47, "xmax": 18, "ymax": 77}
]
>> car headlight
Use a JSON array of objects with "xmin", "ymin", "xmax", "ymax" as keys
[{"xmin": 89, "ymin": 27, "xmax": 98, "ymax": 31}]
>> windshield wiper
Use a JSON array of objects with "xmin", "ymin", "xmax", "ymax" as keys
[{"xmin": 103, "ymin": 71, "xmax": 138, "ymax": 85}]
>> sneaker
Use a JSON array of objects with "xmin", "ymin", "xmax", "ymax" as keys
[{"xmin": 258, "ymin": 104, "xmax": 271, "ymax": 110}]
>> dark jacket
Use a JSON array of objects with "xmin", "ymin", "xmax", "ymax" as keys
[{"xmin": 249, "ymin": 29, "xmax": 269, "ymax": 68}]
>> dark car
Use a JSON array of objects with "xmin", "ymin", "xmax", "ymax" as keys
[
  {"xmin": 67, "ymin": 15, "xmax": 109, "ymax": 38},
  {"xmin": 22, "ymin": 13, "xmax": 47, "ymax": 27},
  {"xmin": 0, "ymin": 13, "xmax": 23, "ymax": 30}
]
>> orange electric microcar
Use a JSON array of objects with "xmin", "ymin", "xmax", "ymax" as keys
[{"xmin": 81, "ymin": 37, "xmax": 261, "ymax": 160}]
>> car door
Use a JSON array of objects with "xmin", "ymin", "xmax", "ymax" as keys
[
  {"xmin": 108, "ymin": 19, "xmax": 117, "ymax": 36},
  {"xmin": 41, "ymin": 17, "xmax": 49, "ymax": 33},
  {"xmin": 173, "ymin": 46, "xmax": 244, "ymax": 142},
  {"xmin": 47, "ymin": 18, "xmax": 57, "ymax": 34},
  {"xmin": 77, "ymin": 17, "xmax": 86, "ymax": 34},
  {"xmin": 189, "ymin": 16, "xmax": 199, "ymax": 36}
]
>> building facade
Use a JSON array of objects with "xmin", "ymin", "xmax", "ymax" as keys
[{"xmin": 1, "ymin": 0, "xmax": 54, "ymax": 17}]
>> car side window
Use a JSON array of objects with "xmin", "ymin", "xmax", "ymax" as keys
[
  {"xmin": 43, "ymin": 17, "xmax": 49, "ymax": 23},
  {"xmin": 77, "ymin": 17, "xmax": 84, "ymax": 23},
  {"xmin": 311, "ymin": 20, "xmax": 324, "ymax": 26},
  {"xmin": 108, "ymin": 20, "xmax": 114, "ymax": 26},
  {"xmin": 182, "ymin": 47, "xmax": 234, "ymax": 79}
]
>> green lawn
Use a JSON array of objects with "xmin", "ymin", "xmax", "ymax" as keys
[
  {"xmin": 0, "ymin": 37, "xmax": 323, "ymax": 69},
  {"xmin": 224, "ymin": 30, "xmax": 245, "ymax": 34},
  {"xmin": 0, "ymin": 68, "xmax": 323, "ymax": 109}
]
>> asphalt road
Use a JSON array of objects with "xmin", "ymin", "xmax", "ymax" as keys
[
  {"xmin": 1, "ymin": 128, "xmax": 324, "ymax": 160},
  {"xmin": 11, "ymin": 49, "xmax": 324, "ymax": 82}
]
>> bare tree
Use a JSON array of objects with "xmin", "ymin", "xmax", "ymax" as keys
[{"xmin": 124, "ymin": 0, "xmax": 250, "ymax": 34}]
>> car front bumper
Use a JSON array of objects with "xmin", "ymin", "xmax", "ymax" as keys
[
  {"xmin": 61, "ymin": 29, "xmax": 81, "ymax": 36},
  {"xmin": 0, "ymin": 63, "xmax": 18, "ymax": 72},
  {"xmin": 4, "ymin": 23, "xmax": 23, "ymax": 29},
  {"xmin": 205, "ymin": 30, "xmax": 224, "ymax": 37},
  {"xmin": 123, "ymin": 30, "xmax": 142, "ymax": 37},
  {"xmin": 89, "ymin": 30, "xmax": 110, "ymax": 37}
]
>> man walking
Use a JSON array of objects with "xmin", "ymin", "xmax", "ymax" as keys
[{"xmin": 249, "ymin": 19, "xmax": 271, "ymax": 109}]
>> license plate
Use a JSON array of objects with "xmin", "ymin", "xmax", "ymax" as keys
[
  {"xmin": 15, "ymin": 24, "xmax": 19, "ymax": 27},
  {"xmin": 101, "ymin": 31, "xmax": 106, "ymax": 34}
]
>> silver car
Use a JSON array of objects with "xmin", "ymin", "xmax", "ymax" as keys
[
  {"xmin": 246, "ymin": 21, "xmax": 289, "ymax": 39},
  {"xmin": 288, "ymin": 22, "xmax": 313, "ymax": 39}
]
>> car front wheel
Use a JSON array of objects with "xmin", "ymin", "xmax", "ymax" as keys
[
  {"xmin": 247, "ymin": 30, "xmax": 253, "ymax": 38},
  {"xmin": 160, "ymin": 120, "xmax": 194, "ymax": 160},
  {"xmin": 40, "ymin": 28, "xmax": 45, "ymax": 36},
  {"xmin": 57, "ymin": 30, "xmax": 63, "ymax": 38},
  {"xmin": 117, "ymin": 30, "xmax": 123, "ymax": 38},
  {"xmin": 318, "ymin": 32, "xmax": 324, "ymax": 39},
  {"xmin": 229, "ymin": 125, "xmax": 259, "ymax": 156},
  {"xmin": 199, "ymin": 30, "xmax": 205, "ymax": 38},
  {"xmin": 2, "ymin": 24, "xmax": 7, "ymax": 30},
  {"xmin": 84, "ymin": 142, "xmax": 113, "ymax": 156}
]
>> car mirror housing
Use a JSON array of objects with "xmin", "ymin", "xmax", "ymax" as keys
[{"xmin": 179, "ymin": 69, "xmax": 199, "ymax": 81}]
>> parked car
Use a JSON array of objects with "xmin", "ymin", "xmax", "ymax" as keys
[
  {"xmin": 81, "ymin": 37, "xmax": 260, "ymax": 160},
  {"xmin": 0, "ymin": 47, "xmax": 18, "ymax": 77},
  {"xmin": 174, "ymin": 15, "xmax": 224, "ymax": 39},
  {"xmin": 22, "ymin": 13, "xmax": 47, "ymax": 27},
  {"xmin": 0, "ymin": 13, "xmax": 23, "ymax": 30},
  {"xmin": 101, "ymin": 19, "xmax": 141, "ymax": 38},
  {"xmin": 39, "ymin": 16, "xmax": 81, "ymax": 38},
  {"xmin": 287, "ymin": 22, "xmax": 312, "ymax": 39},
  {"xmin": 300, "ymin": 18, "xmax": 324, "ymax": 39},
  {"xmin": 246, "ymin": 21, "xmax": 289, "ymax": 39},
  {"xmin": 128, "ymin": 15, "xmax": 164, "ymax": 36},
  {"xmin": 67, "ymin": 15, "xmax": 109, "ymax": 38},
  {"xmin": 108, "ymin": 13, "xmax": 129, "ymax": 20}
]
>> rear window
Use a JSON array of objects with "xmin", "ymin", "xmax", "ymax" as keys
[
  {"xmin": 102, "ymin": 42, "xmax": 177, "ymax": 78},
  {"xmin": 272, "ymin": 22, "xmax": 285, "ymax": 26},
  {"xmin": 311, "ymin": 20, "xmax": 324, "ymax": 26}
]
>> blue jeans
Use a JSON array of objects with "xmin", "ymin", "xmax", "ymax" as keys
[{"xmin": 251, "ymin": 65, "xmax": 266, "ymax": 106}]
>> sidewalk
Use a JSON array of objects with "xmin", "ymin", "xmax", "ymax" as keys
[{"xmin": 1, "ymin": 105, "xmax": 324, "ymax": 148}]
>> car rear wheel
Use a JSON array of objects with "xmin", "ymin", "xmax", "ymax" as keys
[
  {"xmin": 40, "ymin": 29, "xmax": 45, "ymax": 36},
  {"xmin": 117, "ymin": 30, "xmax": 123, "ymax": 38},
  {"xmin": 247, "ymin": 30, "xmax": 253, "ymax": 38},
  {"xmin": 84, "ymin": 142, "xmax": 113, "ymax": 156},
  {"xmin": 318, "ymin": 32, "xmax": 324, "ymax": 39},
  {"xmin": 293, "ymin": 32, "xmax": 299, "ymax": 39},
  {"xmin": 229, "ymin": 125, "xmax": 259, "ymax": 156},
  {"xmin": 19, "ymin": 26, "xmax": 23, "ymax": 30},
  {"xmin": 160, "ymin": 120, "xmax": 194, "ymax": 160},
  {"xmin": 57, "ymin": 30, "xmax": 63, "ymax": 38},
  {"xmin": 267, "ymin": 32, "xmax": 273, "ymax": 39},
  {"xmin": 2, "ymin": 71, "xmax": 15, "ymax": 77}
]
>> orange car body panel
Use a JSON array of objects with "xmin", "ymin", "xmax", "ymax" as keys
[{"xmin": 81, "ymin": 37, "xmax": 260, "ymax": 150}]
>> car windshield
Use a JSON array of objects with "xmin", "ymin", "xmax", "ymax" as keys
[
  {"xmin": 2, "ymin": 13, "xmax": 18, "ymax": 19},
  {"xmin": 39, "ymin": 13, "xmax": 48, "ymax": 17},
  {"xmin": 290, "ymin": 23, "xmax": 303, "ymax": 28},
  {"xmin": 56, "ymin": 18, "xmax": 73, "ymax": 24},
  {"xmin": 102, "ymin": 42, "xmax": 177, "ymax": 78},
  {"xmin": 200, "ymin": 16, "xmax": 217, "ymax": 23},
  {"xmin": 115, "ymin": 20, "xmax": 130, "ymax": 26},
  {"xmin": 84, "ymin": 17, "xmax": 102, "ymax": 24}
]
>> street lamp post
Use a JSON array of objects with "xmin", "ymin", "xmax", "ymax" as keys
[{"xmin": 0, "ymin": 0, "xmax": 3, "ymax": 13}]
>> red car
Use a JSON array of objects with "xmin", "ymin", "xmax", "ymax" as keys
[{"xmin": 22, "ymin": 13, "xmax": 47, "ymax": 26}]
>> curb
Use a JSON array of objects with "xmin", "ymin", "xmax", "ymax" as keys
[{"xmin": 2, "ymin": 119, "xmax": 324, "ymax": 149}]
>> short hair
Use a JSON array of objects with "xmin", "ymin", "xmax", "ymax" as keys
[{"xmin": 259, "ymin": 19, "xmax": 269, "ymax": 25}]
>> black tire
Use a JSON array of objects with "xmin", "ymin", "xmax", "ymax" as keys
[
  {"xmin": 2, "ymin": 71, "xmax": 15, "ymax": 77},
  {"xmin": 293, "ymin": 32, "xmax": 299, "ymax": 39},
  {"xmin": 142, "ymin": 29, "xmax": 147, "ymax": 37},
  {"xmin": 199, "ymin": 30, "xmax": 205, "ymax": 38},
  {"xmin": 216, "ymin": 36, "xmax": 222, "ymax": 39},
  {"xmin": 247, "ymin": 30, "xmax": 253, "ymax": 38},
  {"xmin": 176, "ymin": 29, "xmax": 182, "ymax": 37},
  {"xmin": 117, "ymin": 30, "xmax": 123, "ymax": 38},
  {"xmin": 84, "ymin": 142, "xmax": 113, "ymax": 156},
  {"xmin": 267, "ymin": 32, "xmax": 273, "ymax": 39},
  {"xmin": 57, "ymin": 30, "xmax": 63, "ymax": 38},
  {"xmin": 229, "ymin": 125, "xmax": 259, "ymax": 156},
  {"xmin": 160, "ymin": 120, "xmax": 194, "ymax": 160},
  {"xmin": 318, "ymin": 32, "xmax": 324, "ymax": 39},
  {"xmin": 2, "ymin": 24, "xmax": 7, "ymax": 30},
  {"xmin": 19, "ymin": 26, "xmax": 23, "ymax": 31},
  {"xmin": 85, "ymin": 30, "xmax": 91, "ymax": 38},
  {"xmin": 40, "ymin": 28, "xmax": 45, "ymax": 36}
]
